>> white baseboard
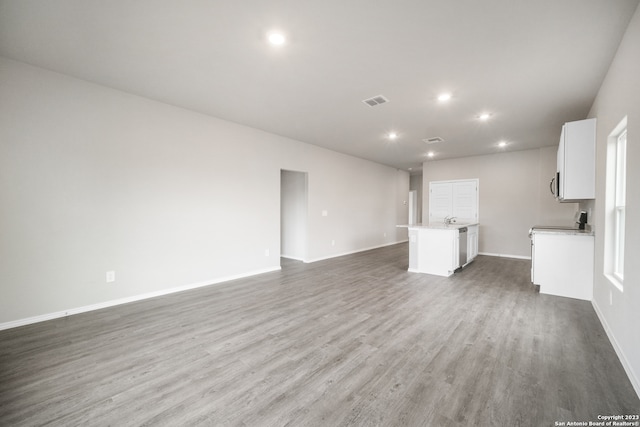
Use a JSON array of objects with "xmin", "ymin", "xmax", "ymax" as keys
[
  {"xmin": 281, "ymin": 255, "xmax": 305, "ymax": 261},
  {"xmin": 591, "ymin": 299, "xmax": 640, "ymax": 400},
  {"xmin": 479, "ymin": 251, "xmax": 531, "ymax": 260},
  {"xmin": 0, "ymin": 266, "xmax": 281, "ymax": 331},
  {"xmin": 305, "ymin": 240, "xmax": 408, "ymax": 263}
]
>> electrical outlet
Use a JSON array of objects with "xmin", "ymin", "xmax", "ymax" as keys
[
  {"xmin": 106, "ymin": 271, "xmax": 115, "ymax": 283},
  {"xmin": 331, "ymin": 239, "xmax": 335, "ymax": 246},
  {"xmin": 264, "ymin": 249, "xmax": 270, "ymax": 257},
  {"xmin": 383, "ymin": 232, "xmax": 387, "ymax": 237},
  {"xmin": 322, "ymin": 210, "xmax": 328, "ymax": 217}
]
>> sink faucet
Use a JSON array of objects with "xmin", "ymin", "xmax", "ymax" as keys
[{"xmin": 444, "ymin": 216, "xmax": 457, "ymax": 225}]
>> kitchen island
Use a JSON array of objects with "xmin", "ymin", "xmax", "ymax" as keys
[{"xmin": 399, "ymin": 223, "xmax": 479, "ymax": 277}]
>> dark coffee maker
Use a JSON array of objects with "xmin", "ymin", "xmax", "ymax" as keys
[{"xmin": 576, "ymin": 210, "xmax": 588, "ymax": 230}]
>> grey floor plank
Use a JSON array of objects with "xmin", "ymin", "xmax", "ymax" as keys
[{"xmin": 0, "ymin": 244, "xmax": 638, "ymax": 426}]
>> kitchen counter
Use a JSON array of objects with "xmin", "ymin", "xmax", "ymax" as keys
[
  {"xmin": 532, "ymin": 229, "xmax": 594, "ymax": 236},
  {"xmin": 530, "ymin": 229, "xmax": 594, "ymax": 300},
  {"xmin": 529, "ymin": 225, "xmax": 594, "ymax": 236}
]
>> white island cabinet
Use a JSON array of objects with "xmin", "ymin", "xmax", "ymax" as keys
[
  {"xmin": 467, "ymin": 224, "xmax": 479, "ymax": 263},
  {"xmin": 406, "ymin": 223, "xmax": 479, "ymax": 277}
]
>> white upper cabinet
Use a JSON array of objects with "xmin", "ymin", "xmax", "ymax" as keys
[
  {"xmin": 429, "ymin": 179, "xmax": 479, "ymax": 223},
  {"xmin": 557, "ymin": 118, "xmax": 596, "ymax": 201}
]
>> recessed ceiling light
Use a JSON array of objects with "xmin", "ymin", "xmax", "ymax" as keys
[
  {"xmin": 437, "ymin": 93, "xmax": 452, "ymax": 102},
  {"xmin": 388, "ymin": 132, "xmax": 398, "ymax": 140},
  {"xmin": 268, "ymin": 32, "xmax": 286, "ymax": 46},
  {"xmin": 427, "ymin": 151, "xmax": 435, "ymax": 158},
  {"xmin": 479, "ymin": 113, "xmax": 491, "ymax": 120},
  {"xmin": 498, "ymin": 141, "xmax": 508, "ymax": 148}
]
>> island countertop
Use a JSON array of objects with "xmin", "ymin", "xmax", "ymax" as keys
[{"xmin": 397, "ymin": 222, "xmax": 478, "ymax": 230}]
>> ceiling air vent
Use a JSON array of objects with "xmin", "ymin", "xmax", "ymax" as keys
[
  {"xmin": 423, "ymin": 137, "xmax": 445, "ymax": 144},
  {"xmin": 362, "ymin": 95, "xmax": 389, "ymax": 107}
]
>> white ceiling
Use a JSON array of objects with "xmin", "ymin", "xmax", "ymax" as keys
[{"xmin": 1, "ymin": 0, "xmax": 638, "ymax": 172}]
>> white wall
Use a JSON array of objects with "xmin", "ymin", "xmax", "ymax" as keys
[
  {"xmin": 422, "ymin": 147, "xmax": 577, "ymax": 258},
  {"xmin": 582, "ymin": 3, "xmax": 640, "ymax": 396},
  {"xmin": 280, "ymin": 170, "xmax": 307, "ymax": 260},
  {"xmin": 0, "ymin": 57, "xmax": 409, "ymax": 326}
]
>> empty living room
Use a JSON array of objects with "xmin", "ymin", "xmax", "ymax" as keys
[{"xmin": 1, "ymin": 1, "xmax": 639, "ymax": 425}]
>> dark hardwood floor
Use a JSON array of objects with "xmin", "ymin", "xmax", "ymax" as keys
[{"xmin": 1, "ymin": 243, "xmax": 638, "ymax": 426}]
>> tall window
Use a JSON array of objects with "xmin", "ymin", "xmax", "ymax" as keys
[
  {"xmin": 605, "ymin": 118, "xmax": 627, "ymax": 289},
  {"xmin": 613, "ymin": 129, "xmax": 627, "ymax": 281}
]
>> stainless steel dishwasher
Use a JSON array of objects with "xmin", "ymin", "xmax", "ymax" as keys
[{"xmin": 458, "ymin": 227, "xmax": 468, "ymax": 268}]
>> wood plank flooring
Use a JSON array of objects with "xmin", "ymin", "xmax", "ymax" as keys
[{"xmin": 1, "ymin": 243, "xmax": 638, "ymax": 426}]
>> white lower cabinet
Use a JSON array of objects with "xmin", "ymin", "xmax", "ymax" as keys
[
  {"xmin": 531, "ymin": 232, "xmax": 594, "ymax": 301},
  {"xmin": 467, "ymin": 225, "xmax": 478, "ymax": 263}
]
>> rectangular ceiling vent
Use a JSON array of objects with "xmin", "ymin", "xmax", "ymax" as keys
[
  {"xmin": 423, "ymin": 137, "xmax": 445, "ymax": 144},
  {"xmin": 362, "ymin": 95, "xmax": 389, "ymax": 107}
]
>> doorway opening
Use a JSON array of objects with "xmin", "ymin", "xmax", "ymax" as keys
[
  {"xmin": 280, "ymin": 170, "xmax": 308, "ymax": 263},
  {"xmin": 408, "ymin": 190, "xmax": 418, "ymax": 225}
]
